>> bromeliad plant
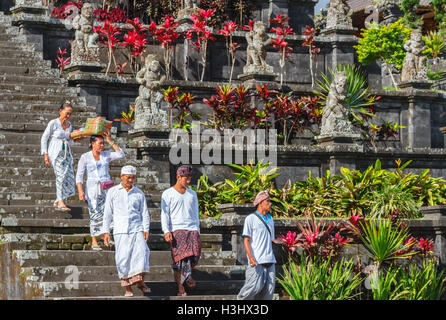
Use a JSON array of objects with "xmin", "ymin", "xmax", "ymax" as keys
[
  {"xmin": 55, "ymin": 47, "xmax": 71, "ymax": 73},
  {"xmin": 113, "ymin": 104, "xmax": 135, "ymax": 127},
  {"xmin": 186, "ymin": 9, "xmax": 217, "ymax": 82}
]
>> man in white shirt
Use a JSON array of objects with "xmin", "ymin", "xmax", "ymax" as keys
[
  {"xmin": 103, "ymin": 165, "xmax": 151, "ymax": 297},
  {"xmin": 161, "ymin": 164, "xmax": 201, "ymax": 296},
  {"xmin": 237, "ymin": 190, "xmax": 276, "ymax": 300}
]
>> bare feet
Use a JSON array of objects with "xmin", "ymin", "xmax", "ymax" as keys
[{"xmin": 124, "ymin": 286, "xmax": 134, "ymax": 297}]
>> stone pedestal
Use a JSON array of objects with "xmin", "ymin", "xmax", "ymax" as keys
[
  {"xmin": 319, "ymin": 27, "xmax": 357, "ymax": 71},
  {"xmin": 315, "ymin": 132, "xmax": 361, "ymax": 147},
  {"xmin": 64, "ymin": 62, "xmax": 104, "ymax": 75},
  {"xmin": 238, "ymin": 71, "xmax": 276, "ymax": 83},
  {"xmin": 176, "ymin": 8, "xmax": 200, "ymax": 25}
]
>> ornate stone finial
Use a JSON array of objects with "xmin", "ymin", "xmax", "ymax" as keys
[
  {"xmin": 133, "ymin": 54, "xmax": 168, "ymax": 130},
  {"xmin": 401, "ymin": 28, "xmax": 428, "ymax": 83},
  {"xmin": 319, "ymin": 71, "xmax": 355, "ymax": 137},
  {"xmin": 243, "ymin": 21, "xmax": 274, "ymax": 74},
  {"xmin": 71, "ymin": 2, "xmax": 100, "ymax": 63},
  {"xmin": 325, "ymin": 0, "xmax": 353, "ymax": 30}
]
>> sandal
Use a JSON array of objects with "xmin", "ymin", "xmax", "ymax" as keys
[
  {"xmin": 137, "ymin": 284, "xmax": 151, "ymax": 294},
  {"xmin": 55, "ymin": 206, "xmax": 71, "ymax": 211},
  {"xmin": 124, "ymin": 291, "xmax": 134, "ymax": 297},
  {"xmin": 91, "ymin": 245, "xmax": 103, "ymax": 251},
  {"xmin": 185, "ymin": 277, "xmax": 196, "ymax": 288},
  {"xmin": 177, "ymin": 289, "xmax": 187, "ymax": 296}
]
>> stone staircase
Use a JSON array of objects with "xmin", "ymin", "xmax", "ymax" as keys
[{"xmin": 0, "ymin": 11, "xmax": 246, "ymax": 299}]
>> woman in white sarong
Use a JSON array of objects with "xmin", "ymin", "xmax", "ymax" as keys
[
  {"xmin": 76, "ymin": 132, "xmax": 125, "ymax": 250},
  {"xmin": 41, "ymin": 101, "xmax": 81, "ymax": 211}
]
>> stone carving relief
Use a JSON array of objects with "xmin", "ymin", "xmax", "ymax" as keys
[
  {"xmin": 320, "ymin": 71, "xmax": 354, "ymax": 136},
  {"xmin": 401, "ymin": 28, "xmax": 428, "ymax": 82},
  {"xmin": 326, "ymin": 0, "xmax": 353, "ymax": 30},
  {"xmin": 71, "ymin": 2, "xmax": 100, "ymax": 63},
  {"xmin": 243, "ymin": 21, "xmax": 274, "ymax": 74},
  {"xmin": 134, "ymin": 54, "xmax": 168, "ymax": 129}
]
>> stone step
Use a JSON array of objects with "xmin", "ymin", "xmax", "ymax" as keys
[
  {"xmin": 36, "ymin": 280, "xmax": 245, "ymax": 298},
  {"xmin": 0, "ymin": 112, "xmax": 93, "ymax": 123},
  {"xmin": 0, "ymin": 205, "xmax": 161, "ymax": 220},
  {"xmin": 0, "ymin": 73, "xmax": 67, "ymax": 86},
  {"xmin": 0, "ymin": 48, "xmax": 42, "ymax": 57},
  {"xmin": 0, "ymin": 65, "xmax": 59, "ymax": 77},
  {"xmin": 0, "ymin": 33, "xmax": 26, "ymax": 41},
  {"xmin": 50, "ymin": 294, "xmax": 238, "ymax": 300},
  {"xmin": 0, "ymin": 232, "xmax": 222, "ymax": 252},
  {"xmin": 13, "ymin": 250, "xmax": 237, "ymax": 267},
  {"xmin": 20, "ymin": 265, "xmax": 245, "ymax": 282},
  {"xmin": 0, "ymin": 143, "xmax": 89, "ymax": 156},
  {"xmin": 0, "ymin": 83, "xmax": 78, "ymax": 95},
  {"xmin": 0, "ymin": 101, "xmax": 94, "ymax": 113},
  {"xmin": 0, "ymin": 92, "xmax": 82, "ymax": 104},
  {"xmin": 0, "ymin": 56, "xmax": 51, "ymax": 68}
]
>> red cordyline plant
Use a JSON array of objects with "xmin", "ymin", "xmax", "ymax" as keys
[
  {"xmin": 302, "ymin": 25, "xmax": 320, "ymax": 88},
  {"xmin": 55, "ymin": 47, "xmax": 71, "ymax": 73},
  {"xmin": 51, "ymin": 1, "xmax": 83, "ymax": 19},
  {"xmin": 121, "ymin": 18, "xmax": 149, "ymax": 75},
  {"xmin": 94, "ymin": 21, "xmax": 121, "ymax": 77},
  {"xmin": 256, "ymin": 84, "xmax": 322, "ymax": 145},
  {"xmin": 163, "ymin": 86, "xmax": 200, "ymax": 132},
  {"xmin": 203, "ymin": 84, "xmax": 258, "ymax": 130},
  {"xmin": 218, "ymin": 21, "xmax": 240, "ymax": 83},
  {"xmin": 149, "ymin": 15, "xmax": 179, "ymax": 80},
  {"xmin": 93, "ymin": 6, "xmax": 127, "ymax": 23},
  {"xmin": 186, "ymin": 8, "xmax": 217, "ymax": 82},
  {"xmin": 269, "ymin": 14, "xmax": 295, "ymax": 86}
]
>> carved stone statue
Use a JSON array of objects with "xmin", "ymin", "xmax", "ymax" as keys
[
  {"xmin": 326, "ymin": 0, "xmax": 353, "ymax": 30},
  {"xmin": 177, "ymin": 0, "xmax": 199, "ymax": 20},
  {"xmin": 134, "ymin": 54, "xmax": 168, "ymax": 130},
  {"xmin": 243, "ymin": 21, "xmax": 274, "ymax": 74},
  {"xmin": 182, "ymin": 0, "xmax": 197, "ymax": 9},
  {"xmin": 71, "ymin": 2, "xmax": 99, "ymax": 63},
  {"xmin": 320, "ymin": 71, "xmax": 354, "ymax": 136},
  {"xmin": 401, "ymin": 28, "xmax": 428, "ymax": 82}
]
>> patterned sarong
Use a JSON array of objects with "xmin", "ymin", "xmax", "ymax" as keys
[
  {"xmin": 53, "ymin": 145, "xmax": 75, "ymax": 203},
  {"xmin": 87, "ymin": 189, "xmax": 107, "ymax": 236},
  {"xmin": 171, "ymin": 230, "xmax": 201, "ymax": 285}
]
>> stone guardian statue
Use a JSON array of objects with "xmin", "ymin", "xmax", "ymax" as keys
[
  {"xmin": 325, "ymin": 0, "xmax": 353, "ymax": 30},
  {"xmin": 134, "ymin": 54, "xmax": 168, "ymax": 130},
  {"xmin": 71, "ymin": 3, "xmax": 100, "ymax": 63},
  {"xmin": 320, "ymin": 71, "xmax": 354, "ymax": 136},
  {"xmin": 401, "ymin": 28, "xmax": 428, "ymax": 82},
  {"xmin": 243, "ymin": 21, "xmax": 274, "ymax": 74}
]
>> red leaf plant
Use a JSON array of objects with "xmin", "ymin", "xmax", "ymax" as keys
[
  {"xmin": 51, "ymin": 1, "xmax": 83, "ymax": 19},
  {"xmin": 162, "ymin": 86, "xmax": 200, "ymax": 131},
  {"xmin": 149, "ymin": 15, "xmax": 179, "ymax": 79},
  {"xmin": 186, "ymin": 9, "xmax": 216, "ymax": 81},
  {"xmin": 203, "ymin": 84, "xmax": 259, "ymax": 130},
  {"xmin": 302, "ymin": 25, "xmax": 320, "ymax": 88},
  {"xmin": 218, "ymin": 20, "xmax": 239, "ymax": 83},
  {"xmin": 120, "ymin": 18, "xmax": 149, "ymax": 75},
  {"xmin": 93, "ymin": 6, "xmax": 127, "ymax": 23},
  {"xmin": 94, "ymin": 21, "xmax": 121, "ymax": 77},
  {"xmin": 269, "ymin": 14, "xmax": 295, "ymax": 85},
  {"xmin": 55, "ymin": 47, "xmax": 71, "ymax": 73}
]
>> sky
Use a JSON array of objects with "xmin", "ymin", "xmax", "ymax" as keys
[{"xmin": 315, "ymin": 0, "xmax": 330, "ymax": 14}]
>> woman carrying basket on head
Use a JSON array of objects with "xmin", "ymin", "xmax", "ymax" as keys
[
  {"xmin": 76, "ymin": 131, "xmax": 125, "ymax": 251},
  {"xmin": 41, "ymin": 101, "xmax": 84, "ymax": 211}
]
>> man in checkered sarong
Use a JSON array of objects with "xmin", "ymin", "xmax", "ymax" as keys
[{"xmin": 161, "ymin": 165, "xmax": 201, "ymax": 296}]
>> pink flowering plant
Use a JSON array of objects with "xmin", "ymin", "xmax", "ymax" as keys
[
  {"xmin": 55, "ymin": 47, "xmax": 71, "ymax": 73},
  {"xmin": 302, "ymin": 25, "xmax": 320, "ymax": 88},
  {"xmin": 120, "ymin": 18, "xmax": 149, "ymax": 75}
]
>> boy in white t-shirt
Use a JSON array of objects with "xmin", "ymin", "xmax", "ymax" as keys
[{"xmin": 237, "ymin": 190, "xmax": 276, "ymax": 300}]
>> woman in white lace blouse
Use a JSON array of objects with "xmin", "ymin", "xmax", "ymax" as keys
[
  {"xmin": 41, "ymin": 101, "xmax": 83, "ymax": 211},
  {"xmin": 76, "ymin": 132, "xmax": 125, "ymax": 250}
]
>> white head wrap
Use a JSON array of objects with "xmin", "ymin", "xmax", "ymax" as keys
[{"xmin": 121, "ymin": 165, "xmax": 137, "ymax": 176}]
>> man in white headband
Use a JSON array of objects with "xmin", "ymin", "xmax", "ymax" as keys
[{"xmin": 103, "ymin": 165, "xmax": 151, "ymax": 297}]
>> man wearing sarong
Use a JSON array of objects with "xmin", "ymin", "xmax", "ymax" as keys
[
  {"xmin": 161, "ymin": 164, "xmax": 201, "ymax": 296},
  {"xmin": 237, "ymin": 190, "xmax": 276, "ymax": 300},
  {"xmin": 103, "ymin": 165, "xmax": 151, "ymax": 297}
]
